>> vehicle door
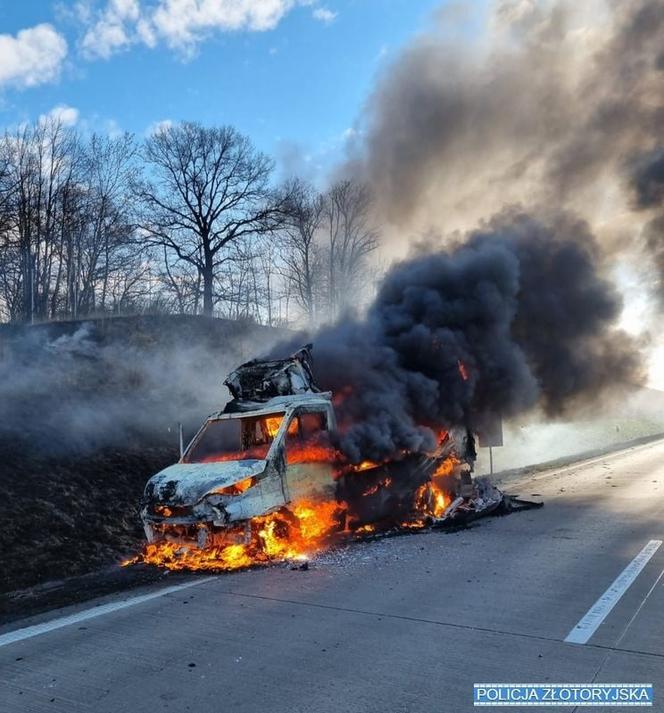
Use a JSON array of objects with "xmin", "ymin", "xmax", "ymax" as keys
[{"xmin": 282, "ymin": 407, "xmax": 337, "ymax": 503}]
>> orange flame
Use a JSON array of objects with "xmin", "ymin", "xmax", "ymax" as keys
[
  {"xmin": 125, "ymin": 498, "xmax": 344, "ymax": 572},
  {"xmin": 354, "ymin": 524, "xmax": 376, "ymax": 535},
  {"xmin": 354, "ymin": 460, "xmax": 381, "ymax": 471},
  {"xmin": 264, "ymin": 416, "xmax": 282, "ymax": 438},
  {"xmin": 457, "ymin": 360, "xmax": 469, "ymax": 381},
  {"xmin": 362, "ymin": 477, "xmax": 393, "ymax": 497},
  {"xmin": 211, "ymin": 476, "xmax": 256, "ymax": 495},
  {"xmin": 265, "ymin": 416, "xmax": 298, "ymax": 438},
  {"xmin": 432, "ymin": 455, "xmax": 458, "ymax": 478},
  {"xmin": 126, "ymin": 454, "xmax": 462, "ymax": 572},
  {"xmin": 408, "ymin": 454, "xmax": 459, "ymax": 521},
  {"xmin": 412, "ymin": 481, "xmax": 453, "ymax": 519},
  {"xmin": 286, "ymin": 442, "xmax": 341, "ymax": 465}
]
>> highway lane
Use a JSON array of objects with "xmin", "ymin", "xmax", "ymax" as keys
[{"xmin": 1, "ymin": 439, "xmax": 663, "ymax": 712}]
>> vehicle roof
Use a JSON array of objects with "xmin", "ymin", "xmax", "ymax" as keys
[{"xmin": 210, "ymin": 392, "xmax": 333, "ymax": 420}]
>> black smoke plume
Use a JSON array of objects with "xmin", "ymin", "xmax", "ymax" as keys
[
  {"xmin": 286, "ymin": 211, "xmax": 642, "ymax": 463},
  {"xmin": 303, "ymin": 0, "xmax": 660, "ymax": 464}
]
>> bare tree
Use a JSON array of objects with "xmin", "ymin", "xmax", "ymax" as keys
[
  {"xmin": 82, "ymin": 132, "xmax": 139, "ymax": 314},
  {"xmin": 257, "ymin": 238, "xmax": 280, "ymax": 326},
  {"xmin": 0, "ymin": 144, "xmax": 16, "ymax": 320},
  {"xmin": 281, "ymin": 179, "xmax": 324, "ymax": 326},
  {"xmin": 0, "ymin": 121, "xmax": 144, "ymax": 323},
  {"xmin": 0, "ymin": 118, "xmax": 81, "ymax": 322},
  {"xmin": 0, "ymin": 143, "xmax": 12, "ymax": 231},
  {"xmin": 61, "ymin": 133, "xmax": 139, "ymax": 318},
  {"xmin": 136, "ymin": 122, "xmax": 288, "ymax": 317},
  {"xmin": 323, "ymin": 179, "xmax": 379, "ymax": 317}
]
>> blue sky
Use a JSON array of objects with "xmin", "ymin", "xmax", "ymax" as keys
[{"xmin": 0, "ymin": 0, "xmax": 452, "ymax": 180}]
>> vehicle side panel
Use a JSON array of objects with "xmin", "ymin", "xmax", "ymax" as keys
[{"xmin": 284, "ymin": 462, "xmax": 337, "ymax": 504}]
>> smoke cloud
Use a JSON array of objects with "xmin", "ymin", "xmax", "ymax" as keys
[
  {"xmin": 4, "ymin": 0, "xmax": 658, "ymax": 465},
  {"xmin": 288, "ymin": 209, "xmax": 642, "ymax": 463},
  {"xmin": 0, "ymin": 316, "xmax": 283, "ymax": 453},
  {"xmin": 345, "ymin": 0, "xmax": 663, "ymax": 276},
  {"xmin": 305, "ymin": 0, "xmax": 662, "ymax": 440}
]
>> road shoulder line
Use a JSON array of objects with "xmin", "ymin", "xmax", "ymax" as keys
[
  {"xmin": 564, "ymin": 540, "xmax": 662, "ymax": 645},
  {"xmin": 0, "ymin": 577, "xmax": 214, "ymax": 648}
]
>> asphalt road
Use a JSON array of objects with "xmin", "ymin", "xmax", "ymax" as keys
[{"xmin": 2, "ymin": 439, "xmax": 664, "ymax": 713}]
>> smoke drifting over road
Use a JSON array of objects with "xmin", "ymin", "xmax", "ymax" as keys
[{"xmin": 296, "ymin": 210, "xmax": 642, "ymax": 463}]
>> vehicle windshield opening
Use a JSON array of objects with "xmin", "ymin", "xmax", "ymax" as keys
[{"xmin": 184, "ymin": 414, "xmax": 286, "ymax": 463}]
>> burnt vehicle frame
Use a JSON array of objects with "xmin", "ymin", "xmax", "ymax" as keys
[
  {"xmin": 141, "ymin": 392, "xmax": 340, "ymax": 547},
  {"xmin": 140, "ymin": 346, "xmax": 499, "ymax": 550}
]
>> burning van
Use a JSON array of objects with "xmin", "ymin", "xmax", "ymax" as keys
[
  {"xmin": 138, "ymin": 346, "xmax": 504, "ymax": 569},
  {"xmin": 142, "ymin": 390, "xmax": 342, "ymax": 548}
]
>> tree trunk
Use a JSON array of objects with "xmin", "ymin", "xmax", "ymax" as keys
[{"xmin": 202, "ymin": 264, "xmax": 214, "ymax": 316}]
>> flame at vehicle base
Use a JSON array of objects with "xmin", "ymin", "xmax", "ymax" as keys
[
  {"xmin": 123, "ymin": 456, "xmax": 461, "ymax": 573},
  {"xmin": 125, "ymin": 499, "xmax": 343, "ymax": 572}
]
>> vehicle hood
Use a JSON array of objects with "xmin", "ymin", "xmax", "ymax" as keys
[{"xmin": 144, "ymin": 460, "xmax": 267, "ymax": 505}]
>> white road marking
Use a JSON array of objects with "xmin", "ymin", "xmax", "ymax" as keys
[
  {"xmin": 565, "ymin": 540, "xmax": 662, "ymax": 645},
  {"xmin": 0, "ymin": 577, "xmax": 215, "ymax": 648}
]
